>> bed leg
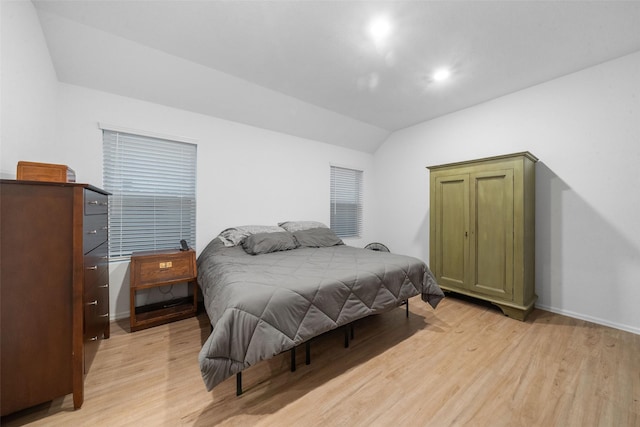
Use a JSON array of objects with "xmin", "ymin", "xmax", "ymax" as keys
[
  {"xmin": 344, "ymin": 325, "xmax": 349, "ymax": 348},
  {"xmin": 290, "ymin": 347, "xmax": 296, "ymax": 372},
  {"xmin": 406, "ymin": 299, "xmax": 409, "ymax": 318},
  {"xmin": 236, "ymin": 372, "xmax": 242, "ymax": 396},
  {"xmin": 305, "ymin": 341, "xmax": 311, "ymax": 365}
]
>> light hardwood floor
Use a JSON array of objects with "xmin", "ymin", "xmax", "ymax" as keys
[{"xmin": 2, "ymin": 295, "xmax": 639, "ymax": 426}]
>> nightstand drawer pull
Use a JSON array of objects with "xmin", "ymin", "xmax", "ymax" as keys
[
  {"xmin": 88, "ymin": 200, "xmax": 99, "ymax": 205},
  {"xmin": 87, "ymin": 300, "xmax": 98, "ymax": 306},
  {"xmin": 99, "ymin": 313, "xmax": 109, "ymax": 318},
  {"xmin": 87, "ymin": 229, "xmax": 97, "ymax": 235},
  {"xmin": 99, "ymin": 284, "xmax": 109, "ymax": 288},
  {"xmin": 86, "ymin": 265, "xmax": 98, "ymax": 270},
  {"xmin": 89, "ymin": 336, "xmax": 98, "ymax": 341}
]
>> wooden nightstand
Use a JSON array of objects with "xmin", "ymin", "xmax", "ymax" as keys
[{"xmin": 129, "ymin": 249, "xmax": 198, "ymax": 332}]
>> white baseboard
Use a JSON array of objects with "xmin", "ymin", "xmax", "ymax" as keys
[
  {"xmin": 110, "ymin": 304, "xmax": 639, "ymax": 336},
  {"xmin": 111, "ymin": 311, "xmax": 130, "ymax": 322},
  {"xmin": 535, "ymin": 304, "xmax": 640, "ymax": 336}
]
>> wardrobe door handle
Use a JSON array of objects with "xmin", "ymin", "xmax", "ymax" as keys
[{"xmin": 87, "ymin": 300, "xmax": 98, "ymax": 306}]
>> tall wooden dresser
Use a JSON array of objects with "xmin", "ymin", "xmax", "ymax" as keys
[
  {"xmin": 0, "ymin": 180, "xmax": 110, "ymax": 415},
  {"xmin": 428, "ymin": 152, "xmax": 537, "ymax": 321}
]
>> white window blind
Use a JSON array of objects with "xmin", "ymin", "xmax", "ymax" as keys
[
  {"xmin": 102, "ymin": 129, "xmax": 197, "ymax": 260},
  {"xmin": 330, "ymin": 166, "xmax": 363, "ymax": 238}
]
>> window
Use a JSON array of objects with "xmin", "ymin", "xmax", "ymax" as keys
[
  {"xmin": 102, "ymin": 128, "xmax": 197, "ymax": 260},
  {"xmin": 330, "ymin": 165, "xmax": 363, "ymax": 238}
]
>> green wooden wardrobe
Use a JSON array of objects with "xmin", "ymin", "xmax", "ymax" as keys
[{"xmin": 428, "ymin": 152, "xmax": 537, "ymax": 320}]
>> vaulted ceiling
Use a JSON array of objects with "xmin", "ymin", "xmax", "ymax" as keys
[{"xmin": 33, "ymin": 1, "xmax": 640, "ymax": 153}]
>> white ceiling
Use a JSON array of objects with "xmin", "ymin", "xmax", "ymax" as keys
[{"xmin": 33, "ymin": 0, "xmax": 640, "ymax": 153}]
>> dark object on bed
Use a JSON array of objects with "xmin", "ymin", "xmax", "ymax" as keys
[
  {"xmin": 365, "ymin": 242, "xmax": 390, "ymax": 252},
  {"xmin": 197, "ymin": 227, "xmax": 444, "ymax": 393}
]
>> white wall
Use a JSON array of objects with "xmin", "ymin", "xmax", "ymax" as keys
[
  {"xmin": 56, "ymin": 84, "xmax": 374, "ymax": 319},
  {"xmin": 373, "ymin": 50, "xmax": 640, "ymax": 334},
  {"xmin": 2, "ymin": 1, "xmax": 374, "ymax": 320},
  {"xmin": 5, "ymin": 0, "xmax": 639, "ymax": 334},
  {"xmin": 1, "ymin": 0, "xmax": 59, "ymax": 176}
]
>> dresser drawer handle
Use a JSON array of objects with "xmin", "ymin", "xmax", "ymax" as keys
[
  {"xmin": 87, "ymin": 200, "xmax": 99, "ymax": 205},
  {"xmin": 99, "ymin": 284, "xmax": 109, "ymax": 288},
  {"xmin": 99, "ymin": 313, "xmax": 109, "ymax": 318},
  {"xmin": 89, "ymin": 336, "xmax": 99, "ymax": 341},
  {"xmin": 87, "ymin": 230, "xmax": 97, "ymax": 235},
  {"xmin": 102, "ymin": 256, "xmax": 109, "ymax": 260},
  {"xmin": 86, "ymin": 265, "xmax": 98, "ymax": 270},
  {"xmin": 100, "ymin": 202, "xmax": 108, "ymax": 206},
  {"xmin": 87, "ymin": 300, "xmax": 98, "ymax": 306},
  {"xmin": 101, "ymin": 226, "xmax": 108, "ymax": 230}
]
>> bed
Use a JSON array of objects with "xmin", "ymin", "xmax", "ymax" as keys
[{"xmin": 196, "ymin": 223, "xmax": 444, "ymax": 393}]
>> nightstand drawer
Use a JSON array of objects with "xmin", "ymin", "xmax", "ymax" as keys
[{"xmin": 131, "ymin": 251, "xmax": 196, "ymax": 287}]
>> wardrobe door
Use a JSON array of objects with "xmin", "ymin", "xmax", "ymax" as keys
[
  {"xmin": 469, "ymin": 168, "xmax": 514, "ymax": 300},
  {"xmin": 433, "ymin": 174, "xmax": 469, "ymax": 291}
]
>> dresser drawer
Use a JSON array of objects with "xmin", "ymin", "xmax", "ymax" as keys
[
  {"xmin": 83, "ymin": 214, "xmax": 108, "ymax": 253},
  {"xmin": 84, "ymin": 242, "xmax": 108, "ymax": 290},
  {"xmin": 83, "ymin": 240, "xmax": 109, "ymax": 374},
  {"xmin": 83, "ymin": 280, "xmax": 108, "ymax": 374},
  {"xmin": 84, "ymin": 285, "xmax": 109, "ymax": 339},
  {"xmin": 84, "ymin": 190, "xmax": 108, "ymax": 215}
]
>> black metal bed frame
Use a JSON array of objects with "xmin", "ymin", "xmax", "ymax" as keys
[{"xmin": 233, "ymin": 299, "xmax": 409, "ymax": 396}]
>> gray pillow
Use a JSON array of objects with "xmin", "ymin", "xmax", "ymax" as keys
[
  {"xmin": 293, "ymin": 227, "xmax": 344, "ymax": 248},
  {"xmin": 218, "ymin": 225, "xmax": 285, "ymax": 246},
  {"xmin": 278, "ymin": 221, "xmax": 328, "ymax": 232},
  {"xmin": 242, "ymin": 231, "xmax": 298, "ymax": 255}
]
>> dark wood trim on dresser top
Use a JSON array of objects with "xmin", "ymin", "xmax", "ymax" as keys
[{"xmin": 0, "ymin": 180, "xmax": 110, "ymax": 416}]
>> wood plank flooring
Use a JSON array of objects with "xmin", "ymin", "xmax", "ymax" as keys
[{"xmin": 2, "ymin": 295, "xmax": 639, "ymax": 426}]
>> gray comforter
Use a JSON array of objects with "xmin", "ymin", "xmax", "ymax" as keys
[{"xmin": 197, "ymin": 239, "xmax": 443, "ymax": 391}]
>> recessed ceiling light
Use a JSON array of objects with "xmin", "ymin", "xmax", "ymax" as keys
[
  {"xmin": 432, "ymin": 68, "xmax": 451, "ymax": 82},
  {"xmin": 368, "ymin": 16, "xmax": 391, "ymax": 43}
]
